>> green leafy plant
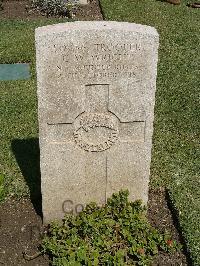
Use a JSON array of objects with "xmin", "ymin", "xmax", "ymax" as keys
[
  {"xmin": 41, "ymin": 190, "xmax": 180, "ymax": 265},
  {"xmin": 30, "ymin": 0, "xmax": 71, "ymax": 17}
]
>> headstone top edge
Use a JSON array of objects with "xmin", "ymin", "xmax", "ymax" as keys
[{"xmin": 35, "ymin": 21, "xmax": 159, "ymax": 38}]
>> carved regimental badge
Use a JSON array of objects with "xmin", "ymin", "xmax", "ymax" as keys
[{"xmin": 74, "ymin": 113, "xmax": 119, "ymax": 152}]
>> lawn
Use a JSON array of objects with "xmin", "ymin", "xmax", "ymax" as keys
[
  {"xmin": 0, "ymin": 1, "xmax": 199, "ymax": 265},
  {"xmin": 0, "ymin": 18, "xmax": 68, "ymax": 202},
  {"xmin": 99, "ymin": 0, "xmax": 200, "ymax": 264}
]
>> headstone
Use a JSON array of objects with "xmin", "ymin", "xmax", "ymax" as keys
[
  {"xmin": 0, "ymin": 64, "xmax": 30, "ymax": 81},
  {"xmin": 67, "ymin": 0, "xmax": 88, "ymax": 5},
  {"xmin": 77, "ymin": 0, "xmax": 88, "ymax": 4},
  {"xmin": 35, "ymin": 21, "xmax": 159, "ymax": 223}
]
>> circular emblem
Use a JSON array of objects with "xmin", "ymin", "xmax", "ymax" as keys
[{"xmin": 73, "ymin": 113, "xmax": 119, "ymax": 152}]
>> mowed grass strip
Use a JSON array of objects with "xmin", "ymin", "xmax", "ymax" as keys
[
  {"xmin": 100, "ymin": 0, "xmax": 200, "ymax": 264},
  {"xmin": 0, "ymin": 18, "xmax": 68, "ymax": 199}
]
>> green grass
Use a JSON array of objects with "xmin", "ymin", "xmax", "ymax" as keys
[
  {"xmin": 99, "ymin": 0, "xmax": 200, "ymax": 264},
  {"xmin": 0, "ymin": 18, "xmax": 68, "ymax": 199}
]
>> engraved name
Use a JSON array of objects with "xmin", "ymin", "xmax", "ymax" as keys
[{"xmin": 54, "ymin": 42, "xmax": 143, "ymax": 80}]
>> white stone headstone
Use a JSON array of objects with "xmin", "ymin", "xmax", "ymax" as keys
[
  {"xmin": 35, "ymin": 21, "xmax": 159, "ymax": 223},
  {"xmin": 78, "ymin": 0, "xmax": 88, "ymax": 4},
  {"xmin": 68, "ymin": 0, "xmax": 88, "ymax": 5}
]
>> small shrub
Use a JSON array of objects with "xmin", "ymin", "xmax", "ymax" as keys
[
  {"xmin": 41, "ymin": 190, "xmax": 181, "ymax": 265},
  {"xmin": 30, "ymin": 0, "xmax": 70, "ymax": 17}
]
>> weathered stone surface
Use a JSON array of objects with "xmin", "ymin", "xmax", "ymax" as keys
[
  {"xmin": 35, "ymin": 21, "xmax": 159, "ymax": 223},
  {"xmin": 68, "ymin": 0, "xmax": 88, "ymax": 5},
  {"xmin": 78, "ymin": 0, "xmax": 88, "ymax": 4}
]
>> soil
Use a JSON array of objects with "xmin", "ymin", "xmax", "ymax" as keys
[
  {"xmin": 0, "ymin": 188, "xmax": 189, "ymax": 266},
  {"xmin": 0, "ymin": 0, "xmax": 103, "ymax": 20},
  {"xmin": 0, "ymin": 0, "xmax": 189, "ymax": 265},
  {"xmin": 0, "ymin": 0, "xmax": 42, "ymax": 19},
  {"xmin": 148, "ymin": 188, "xmax": 188, "ymax": 266},
  {"xmin": 0, "ymin": 198, "xmax": 49, "ymax": 266}
]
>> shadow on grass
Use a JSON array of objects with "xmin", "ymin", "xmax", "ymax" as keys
[
  {"xmin": 165, "ymin": 189, "xmax": 193, "ymax": 266},
  {"xmin": 11, "ymin": 138, "xmax": 42, "ymax": 218},
  {"xmin": 98, "ymin": 0, "xmax": 105, "ymax": 19}
]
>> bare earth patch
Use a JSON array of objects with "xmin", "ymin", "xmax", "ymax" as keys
[
  {"xmin": 148, "ymin": 188, "xmax": 188, "ymax": 265},
  {"xmin": 0, "ymin": 198, "xmax": 48, "ymax": 265},
  {"xmin": 0, "ymin": 0, "xmax": 103, "ymax": 20}
]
